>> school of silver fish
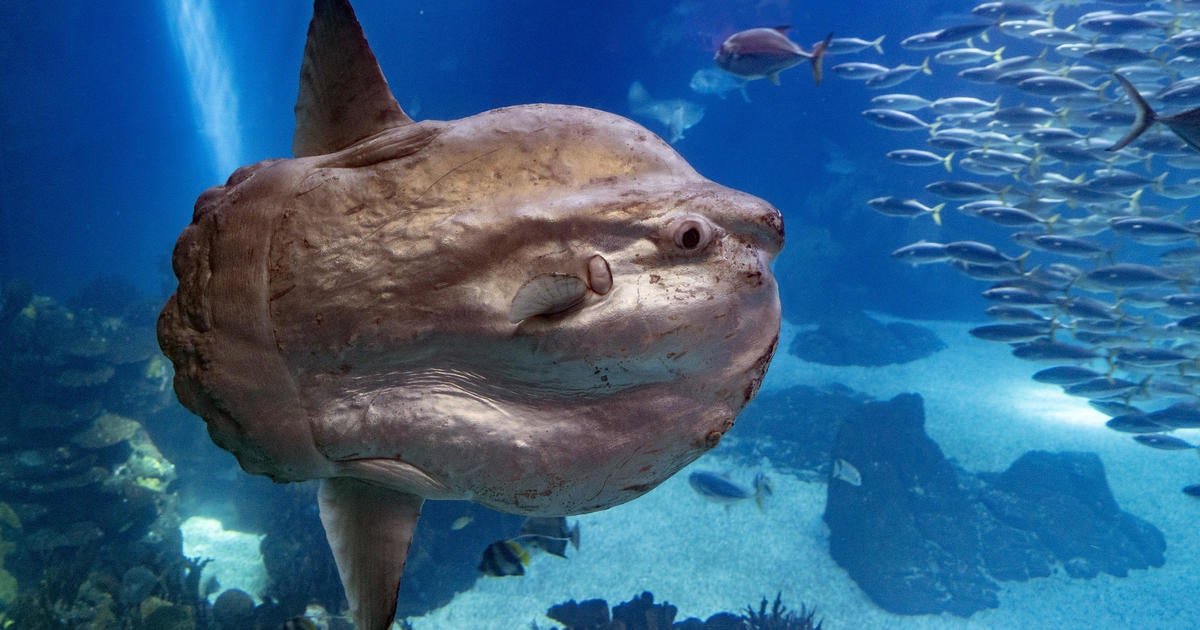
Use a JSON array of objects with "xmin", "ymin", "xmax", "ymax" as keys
[{"xmin": 835, "ymin": 0, "xmax": 1200, "ymax": 496}]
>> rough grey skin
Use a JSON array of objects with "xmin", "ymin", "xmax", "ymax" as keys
[{"xmin": 157, "ymin": 1, "xmax": 783, "ymax": 628}]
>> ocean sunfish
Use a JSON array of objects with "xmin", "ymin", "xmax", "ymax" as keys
[
  {"xmin": 627, "ymin": 81, "xmax": 706, "ymax": 143},
  {"xmin": 157, "ymin": 1, "xmax": 783, "ymax": 628}
]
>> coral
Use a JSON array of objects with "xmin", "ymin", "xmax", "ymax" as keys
[
  {"xmin": 612, "ymin": 591, "xmax": 677, "ymax": 629},
  {"xmin": 211, "ymin": 588, "xmax": 255, "ymax": 628},
  {"xmin": 541, "ymin": 591, "xmax": 808, "ymax": 630},
  {"xmin": 141, "ymin": 602, "xmax": 195, "ymax": 630},
  {"xmin": 70, "ymin": 412, "xmax": 141, "ymax": 449},
  {"xmin": 0, "ymin": 280, "xmax": 32, "ymax": 328},
  {"xmin": 0, "ymin": 287, "xmax": 189, "ymax": 628},
  {"xmin": 68, "ymin": 274, "xmax": 143, "ymax": 319},
  {"xmin": 56, "ymin": 364, "xmax": 116, "ymax": 388},
  {"xmin": 546, "ymin": 597, "xmax": 610, "ymax": 628},
  {"xmin": 744, "ymin": 593, "xmax": 822, "ymax": 630}
]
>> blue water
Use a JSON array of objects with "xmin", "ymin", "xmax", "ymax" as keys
[
  {"xmin": 1, "ymin": 1, "xmax": 1194, "ymax": 628},
  {"xmin": 0, "ymin": 0, "xmax": 980, "ymax": 317}
]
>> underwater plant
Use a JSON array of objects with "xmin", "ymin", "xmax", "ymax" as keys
[
  {"xmin": 541, "ymin": 590, "xmax": 822, "ymax": 630},
  {"xmin": 743, "ymin": 593, "xmax": 823, "ymax": 630}
]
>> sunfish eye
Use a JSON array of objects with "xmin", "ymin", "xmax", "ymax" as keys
[{"xmin": 672, "ymin": 217, "xmax": 713, "ymax": 251}]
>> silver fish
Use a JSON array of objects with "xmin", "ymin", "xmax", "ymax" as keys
[
  {"xmin": 832, "ymin": 458, "xmax": 862, "ymax": 486},
  {"xmin": 715, "ymin": 27, "xmax": 833, "ymax": 85},
  {"xmin": 157, "ymin": 1, "xmax": 783, "ymax": 627}
]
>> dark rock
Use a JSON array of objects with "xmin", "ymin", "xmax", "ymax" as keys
[
  {"xmin": 825, "ymin": 393, "xmax": 1167, "ymax": 618},
  {"xmin": 978, "ymin": 451, "xmax": 1166, "ymax": 578},
  {"xmin": 789, "ymin": 310, "xmax": 945, "ymax": 366},
  {"xmin": 825, "ymin": 394, "xmax": 998, "ymax": 617},
  {"xmin": 211, "ymin": 589, "xmax": 256, "ymax": 629},
  {"xmin": 119, "ymin": 566, "xmax": 159, "ymax": 605},
  {"xmin": 546, "ymin": 597, "xmax": 611, "ymax": 629},
  {"xmin": 726, "ymin": 383, "xmax": 871, "ymax": 477},
  {"xmin": 611, "ymin": 591, "xmax": 677, "ymax": 629}
]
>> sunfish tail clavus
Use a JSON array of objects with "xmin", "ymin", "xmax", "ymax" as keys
[{"xmin": 156, "ymin": 1, "xmax": 783, "ymax": 628}]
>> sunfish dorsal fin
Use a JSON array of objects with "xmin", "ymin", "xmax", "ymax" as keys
[
  {"xmin": 294, "ymin": 0, "xmax": 413, "ymax": 157},
  {"xmin": 318, "ymin": 477, "xmax": 423, "ymax": 630}
]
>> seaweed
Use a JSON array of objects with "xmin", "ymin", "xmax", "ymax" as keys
[
  {"xmin": 543, "ymin": 591, "xmax": 823, "ymax": 630},
  {"xmin": 744, "ymin": 593, "xmax": 822, "ymax": 630}
]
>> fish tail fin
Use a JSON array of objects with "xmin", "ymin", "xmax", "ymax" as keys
[
  {"xmin": 506, "ymin": 539, "xmax": 531, "ymax": 565},
  {"xmin": 942, "ymin": 153, "xmax": 954, "ymax": 173},
  {"xmin": 1108, "ymin": 73, "xmax": 1158, "ymax": 152},
  {"xmin": 1129, "ymin": 187, "xmax": 1144, "ymax": 213},
  {"xmin": 1137, "ymin": 375, "xmax": 1153, "ymax": 399},
  {"xmin": 809, "ymin": 32, "xmax": 833, "ymax": 85},
  {"xmin": 752, "ymin": 472, "xmax": 773, "ymax": 511},
  {"xmin": 992, "ymin": 46, "xmax": 1005, "ymax": 62},
  {"xmin": 1154, "ymin": 172, "xmax": 1168, "ymax": 194},
  {"xmin": 569, "ymin": 522, "xmax": 581, "ymax": 550},
  {"xmin": 930, "ymin": 203, "xmax": 945, "ymax": 226},
  {"xmin": 1015, "ymin": 249, "xmax": 1031, "ymax": 273},
  {"xmin": 871, "ymin": 35, "xmax": 885, "ymax": 55},
  {"xmin": 920, "ymin": 56, "xmax": 932, "ymax": 75}
]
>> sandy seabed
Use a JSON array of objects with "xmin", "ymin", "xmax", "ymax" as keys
[{"xmin": 409, "ymin": 318, "xmax": 1200, "ymax": 630}]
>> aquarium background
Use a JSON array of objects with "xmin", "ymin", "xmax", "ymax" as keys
[{"xmin": 0, "ymin": 0, "xmax": 1195, "ymax": 628}]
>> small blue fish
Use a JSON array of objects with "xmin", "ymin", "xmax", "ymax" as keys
[{"xmin": 688, "ymin": 470, "xmax": 773, "ymax": 509}]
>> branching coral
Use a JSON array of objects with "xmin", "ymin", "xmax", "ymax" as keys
[{"xmin": 744, "ymin": 593, "xmax": 822, "ymax": 630}]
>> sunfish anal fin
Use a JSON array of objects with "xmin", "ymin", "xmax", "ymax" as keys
[
  {"xmin": 318, "ymin": 477, "xmax": 423, "ymax": 630},
  {"xmin": 294, "ymin": 0, "xmax": 413, "ymax": 158}
]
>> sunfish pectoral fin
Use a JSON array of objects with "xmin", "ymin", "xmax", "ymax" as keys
[
  {"xmin": 294, "ymin": 0, "xmax": 414, "ymax": 158},
  {"xmin": 318, "ymin": 478, "xmax": 423, "ymax": 630},
  {"xmin": 509, "ymin": 273, "xmax": 588, "ymax": 323}
]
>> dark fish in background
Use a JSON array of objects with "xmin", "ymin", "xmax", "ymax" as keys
[
  {"xmin": 1032, "ymin": 366, "xmax": 1102, "ymax": 385},
  {"xmin": 688, "ymin": 470, "xmax": 773, "ymax": 509},
  {"xmin": 716, "ymin": 27, "xmax": 833, "ymax": 85},
  {"xmin": 1109, "ymin": 73, "xmax": 1200, "ymax": 152},
  {"xmin": 478, "ymin": 539, "xmax": 530, "ymax": 577},
  {"xmin": 1132, "ymin": 434, "xmax": 1196, "ymax": 451},
  {"xmin": 1106, "ymin": 414, "xmax": 1164, "ymax": 434}
]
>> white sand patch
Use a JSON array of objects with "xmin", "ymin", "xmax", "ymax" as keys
[
  {"xmin": 180, "ymin": 515, "xmax": 269, "ymax": 604},
  {"xmin": 409, "ymin": 319, "xmax": 1200, "ymax": 629}
]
